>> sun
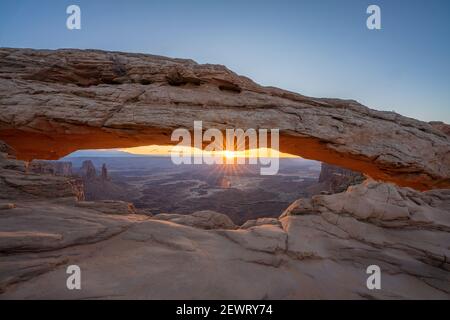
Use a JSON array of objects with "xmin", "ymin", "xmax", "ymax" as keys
[{"xmin": 223, "ymin": 150, "xmax": 236, "ymax": 159}]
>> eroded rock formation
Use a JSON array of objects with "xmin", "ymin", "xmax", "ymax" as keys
[
  {"xmin": 0, "ymin": 48, "xmax": 449, "ymax": 190},
  {"xmin": 29, "ymin": 160, "xmax": 73, "ymax": 176},
  {"xmin": 0, "ymin": 152, "xmax": 83, "ymax": 201},
  {"xmin": 430, "ymin": 121, "xmax": 450, "ymax": 137},
  {"xmin": 310, "ymin": 162, "xmax": 366, "ymax": 194},
  {"xmin": 74, "ymin": 161, "xmax": 137, "ymax": 202},
  {"xmin": 80, "ymin": 160, "xmax": 97, "ymax": 181},
  {"xmin": 153, "ymin": 210, "xmax": 237, "ymax": 230},
  {"xmin": 101, "ymin": 163, "xmax": 109, "ymax": 181}
]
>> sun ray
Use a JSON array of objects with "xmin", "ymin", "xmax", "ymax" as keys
[{"xmin": 119, "ymin": 145, "xmax": 300, "ymax": 159}]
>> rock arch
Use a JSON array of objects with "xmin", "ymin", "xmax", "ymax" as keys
[{"xmin": 0, "ymin": 48, "xmax": 449, "ymax": 190}]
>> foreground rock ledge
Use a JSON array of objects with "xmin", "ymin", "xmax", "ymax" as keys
[
  {"xmin": 0, "ymin": 48, "xmax": 449, "ymax": 190},
  {"xmin": 0, "ymin": 148, "xmax": 449, "ymax": 299}
]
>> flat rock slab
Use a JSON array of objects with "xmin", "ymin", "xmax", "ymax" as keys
[{"xmin": 1, "ymin": 179, "xmax": 449, "ymax": 299}]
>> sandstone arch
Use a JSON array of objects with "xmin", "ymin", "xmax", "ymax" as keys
[{"xmin": 0, "ymin": 48, "xmax": 449, "ymax": 190}]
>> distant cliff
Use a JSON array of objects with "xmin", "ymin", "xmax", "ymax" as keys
[
  {"xmin": 318, "ymin": 163, "xmax": 365, "ymax": 193},
  {"xmin": 76, "ymin": 160, "xmax": 137, "ymax": 201},
  {"xmin": 29, "ymin": 160, "xmax": 73, "ymax": 176}
]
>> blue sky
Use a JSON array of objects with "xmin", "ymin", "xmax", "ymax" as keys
[{"xmin": 1, "ymin": 0, "xmax": 449, "ymax": 123}]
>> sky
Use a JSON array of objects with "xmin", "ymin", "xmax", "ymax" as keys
[
  {"xmin": 0, "ymin": 0, "xmax": 449, "ymax": 123},
  {"xmin": 64, "ymin": 146, "xmax": 298, "ymax": 158}
]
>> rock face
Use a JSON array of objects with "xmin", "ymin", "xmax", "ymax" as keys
[
  {"xmin": 430, "ymin": 121, "xmax": 450, "ymax": 137},
  {"xmin": 0, "ymin": 143, "xmax": 449, "ymax": 299},
  {"xmin": 80, "ymin": 160, "xmax": 97, "ymax": 181},
  {"xmin": 0, "ymin": 48, "xmax": 449, "ymax": 190},
  {"xmin": 153, "ymin": 210, "xmax": 237, "ymax": 230},
  {"xmin": 313, "ymin": 162, "xmax": 366, "ymax": 194},
  {"xmin": 74, "ymin": 161, "xmax": 137, "ymax": 202},
  {"xmin": 29, "ymin": 160, "xmax": 73, "ymax": 176},
  {"xmin": 281, "ymin": 179, "xmax": 450, "ymax": 228},
  {"xmin": 240, "ymin": 217, "xmax": 281, "ymax": 229},
  {"xmin": 75, "ymin": 200, "xmax": 137, "ymax": 215},
  {"xmin": 101, "ymin": 163, "xmax": 109, "ymax": 181},
  {"xmin": 0, "ymin": 152, "xmax": 83, "ymax": 201},
  {"xmin": 0, "ymin": 140, "xmax": 15, "ymax": 157}
]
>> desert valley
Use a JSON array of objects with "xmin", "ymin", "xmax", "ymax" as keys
[{"xmin": 30, "ymin": 154, "xmax": 365, "ymax": 224}]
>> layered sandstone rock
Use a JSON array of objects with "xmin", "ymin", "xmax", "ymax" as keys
[
  {"xmin": 430, "ymin": 121, "xmax": 450, "ymax": 137},
  {"xmin": 0, "ymin": 141, "xmax": 15, "ymax": 157},
  {"xmin": 0, "ymin": 152, "xmax": 83, "ymax": 201},
  {"xmin": 153, "ymin": 210, "xmax": 237, "ymax": 230},
  {"xmin": 281, "ymin": 179, "xmax": 450, "ymax": 228},
  {"xmin": 240, "ymin": 217, "xmax": 281, "ymax": 229},
  {"xmin": 307, "ymin": 162, "xmax": 365, "ymax": 195},
  {"xmin": 75, "ymin": 200, "xmax": 137, "ymax": 215},
  {"xmin": 0, "ymin": 48, "xmax": 449, "ymax": 190},
  {"xmin": 1, "ymin": 185, "xmax": 449, "ymax": 299},
  {"xmin": 29, "ymin": 160, "xmax": 73, "ymax": 176}
]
